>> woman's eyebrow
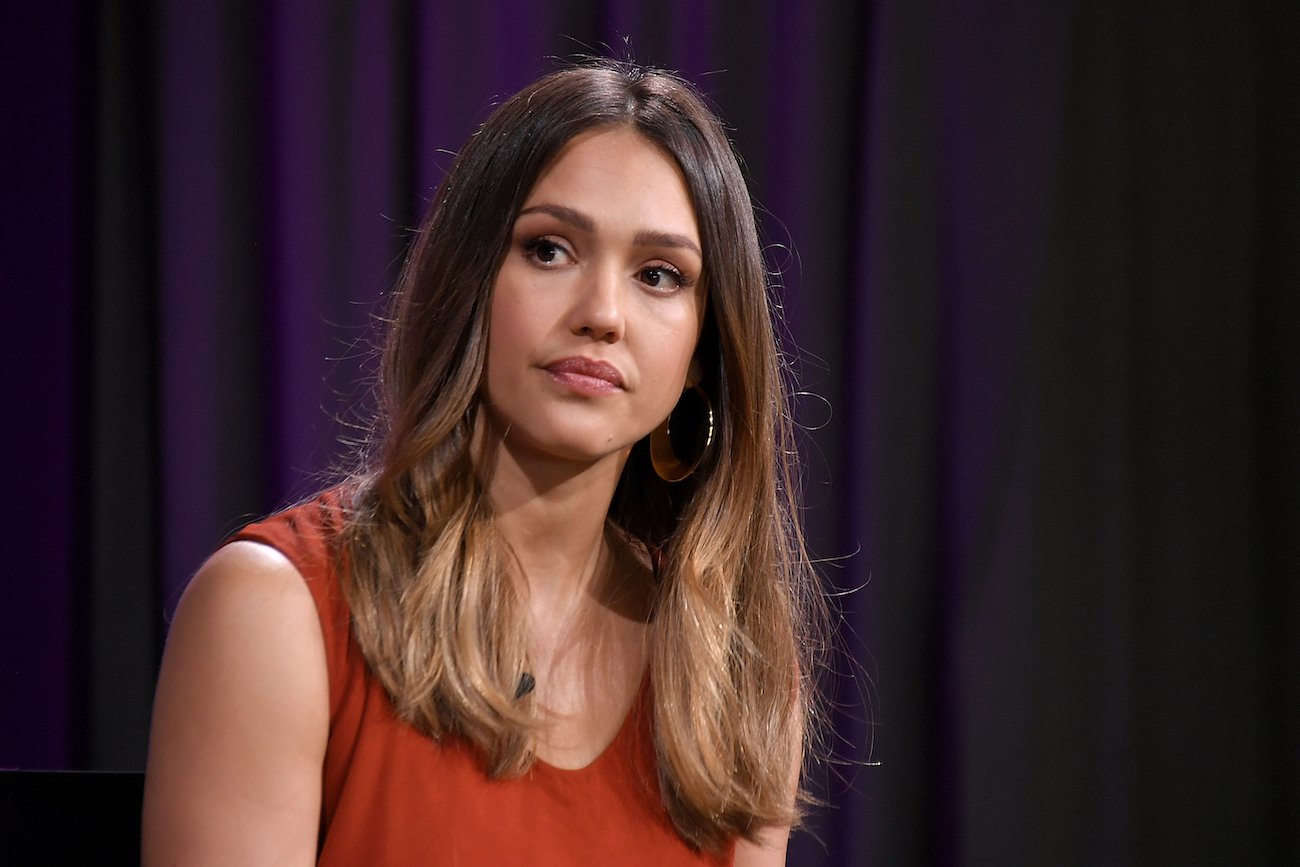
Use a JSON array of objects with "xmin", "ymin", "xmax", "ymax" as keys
[
  {"xmin": 517, "ymin": 203, "xmax": 702, "ymax": 257},
  {"xmin": 517, "ymin": 203, "xmax": 594, "ymax": 231},
  {"xmin": 633, "ymin": 230, "xmax": 701, "ymax": 258}
]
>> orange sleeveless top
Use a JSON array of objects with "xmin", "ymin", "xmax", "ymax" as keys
[{"xmin": 232, "ymin": 491, "xmax": 734, "ymax": 866}]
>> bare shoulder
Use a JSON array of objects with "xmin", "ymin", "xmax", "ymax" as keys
[
  {"xmin": 171, "ymin": 540, "xmax": 319, "ymax": 626},
  {"xmin": 142, "ymin": 541, "xmax": 328, "ymax": 867},
  {"xmin": 176, "ymin": 538, "xmax": 315, "ymax": 608}
]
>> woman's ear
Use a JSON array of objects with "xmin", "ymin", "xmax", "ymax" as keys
[{"xmin": 686, "ymin": 357, "xmax": 705, "ymax": 388}]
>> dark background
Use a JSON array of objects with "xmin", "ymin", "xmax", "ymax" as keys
[{"xmin": 4, "ymin": 1, "xmax": 1297, "ymax": 863}]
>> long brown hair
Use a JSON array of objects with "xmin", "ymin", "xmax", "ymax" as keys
[{"xmin": 340, "ymin": 59, "xmax": 824, "ymax": 851}]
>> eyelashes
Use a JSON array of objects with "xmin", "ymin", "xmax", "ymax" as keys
[
  {"xmin": 522, "ymin": 237, "xmax": 569, "ymax": 266},
  {"xmin": 637, "ymin": 264, "xmax": 690, "ymax": 291}
]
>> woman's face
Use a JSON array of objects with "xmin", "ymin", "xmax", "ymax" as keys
[{"xmin": 482, "ymin": 127, "xmax": 706, "ymax": 468}]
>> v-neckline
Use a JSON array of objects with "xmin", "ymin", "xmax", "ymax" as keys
[{"xmin": 531, "ymin": 670, "xmax": 650, "ymax": 775}]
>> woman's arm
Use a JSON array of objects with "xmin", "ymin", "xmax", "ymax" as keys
[
  {"xmin": 141, "ymin": 541, "xmax": 329, "ymax": 866},
  {"xmin": 733, "ymin": 688, "xmax": 805, "ymax": 867},
  {"xmin": 733, "ymin": 825, "xmax": 792, "ymax": 866}
]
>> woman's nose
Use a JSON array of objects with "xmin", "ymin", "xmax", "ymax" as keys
[{"xmin": 569, "ymin": 263, "xmax": 625, "ymax": 342}]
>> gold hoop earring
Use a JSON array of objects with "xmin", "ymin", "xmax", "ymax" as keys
[{"xmin": 650, "ymin": 385, "xmax": 715, "ymax": 482}]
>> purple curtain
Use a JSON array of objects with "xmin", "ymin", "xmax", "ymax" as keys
[{"xmin": 5, "ymin": 1, "xmax": 1297, "ymax": 863}]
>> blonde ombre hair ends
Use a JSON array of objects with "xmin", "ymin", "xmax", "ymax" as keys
[{"xmin": 339, "ymin": 60, "xmax": 826, "ymax": 852}]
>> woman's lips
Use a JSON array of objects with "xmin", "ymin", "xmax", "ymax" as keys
[{"xmin": 543, "ymin": 357, "xmax": 625, "ymax": 395}]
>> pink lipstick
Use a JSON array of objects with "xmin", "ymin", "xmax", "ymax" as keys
[{"xmin": 543, "ymin": 356, "xmax": 625, "ymax": 395}]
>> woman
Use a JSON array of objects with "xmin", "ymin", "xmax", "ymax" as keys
[{"xmin": 143, "ymin": 60, "xmax": 823, "ymax": 865}]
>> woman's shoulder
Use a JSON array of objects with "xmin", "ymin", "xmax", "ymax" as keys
[
  {"xmin": 171, "ymin": 535, "xmax": 325, "ymax": 705},
  {"xmin": 161, "ymin": 542, "xmax": 323, "ymax": 711},
  {"xmin": 167, "ymin": 484, "xmax": 352, "ymax": 692},
  {"xmin": 190, "ymin": 539, "xmax": 313, "ymax": 608},
  {"xmin": 143, "ymin": 534, "xmax": 329, "ymax": 864},
  {"xmin": 225, "ymin": 486, "xmax": 354, "ymax": 604}
]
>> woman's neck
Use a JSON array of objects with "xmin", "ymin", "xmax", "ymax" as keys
[{"xmin": 484, "ymin": 437, "xmax": 627, "ymax": 609}]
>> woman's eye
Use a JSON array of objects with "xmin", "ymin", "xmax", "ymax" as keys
[
  {"xmin": 640, "ymin": 265, "xmax": 686, "ymax": 290},
  {"xmin": 523, "ymin": 238, "xmax": 567, "ymax": 265}
]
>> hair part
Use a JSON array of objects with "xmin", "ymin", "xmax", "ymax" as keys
[{"xmin": 340, "ymin": 58, "xmax": 826, "ymax": 852}]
